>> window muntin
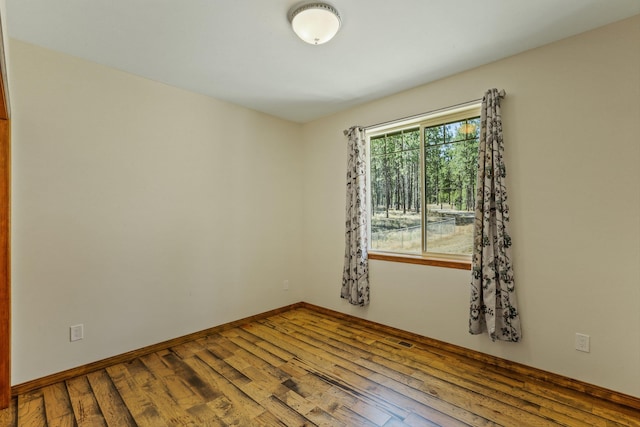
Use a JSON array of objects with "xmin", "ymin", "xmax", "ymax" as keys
[{"xmin": 368, "ymin": 106, "xmax": 480, "ymax": 259}]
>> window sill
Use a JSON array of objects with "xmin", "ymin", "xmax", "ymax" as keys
[{"xmin": 368, "ymin": 252, "xmax": 472, "ymax": 270}]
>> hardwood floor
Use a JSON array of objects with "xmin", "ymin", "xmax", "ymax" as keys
[{"xmin": 1, "ymin": 307, "xmax": 639, "ymax": 426}]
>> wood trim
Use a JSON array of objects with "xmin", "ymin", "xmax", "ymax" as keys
[
  {"xmin": 0, "ymin": 9, "xmax": 10, "ymax": 410},
  {"xmin": 368, "ymin": 252, "xmax": 471, "ymax": 270},
  {"xmin": 299, "ymin": 302, "xmax": 640, "ymax": 411},
  {"xmin": 0, "ymin": 119, "xmax": 9, "ymax": 410},
  {"xmin": 10, "ymin": 303, "xmax": 304, "ymax": 396}
]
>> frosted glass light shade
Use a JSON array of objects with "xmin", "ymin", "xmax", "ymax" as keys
[{"xmin": 290, "ymin": 3, "xmax": 341, "ymax": 45}]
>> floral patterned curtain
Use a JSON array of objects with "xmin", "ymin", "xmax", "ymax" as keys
[
  {"xmin": 341, "ymin": 126, "xmax": 370, "ymax": 306},
  {"xmin": 469, "ymin": 89, "xmax": 522, "ymax": 342}
]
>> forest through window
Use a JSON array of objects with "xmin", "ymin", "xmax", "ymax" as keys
[{"xmin": 369, "ymin": 109, "xmax": 480, "ymax": 257}]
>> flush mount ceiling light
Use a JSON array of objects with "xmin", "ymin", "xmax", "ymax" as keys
[{"xmin": 289, "ymin": 2, "xmax": 341, "ymax": 45}]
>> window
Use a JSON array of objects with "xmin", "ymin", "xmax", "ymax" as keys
[{"xmin": 367, "ymin": 104, "xmax": 481, "ymax": 262}]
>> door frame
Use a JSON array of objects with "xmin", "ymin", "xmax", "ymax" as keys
[{"xmin": 0, "ymin": 11, "xmax": 11, "ymax": 409}]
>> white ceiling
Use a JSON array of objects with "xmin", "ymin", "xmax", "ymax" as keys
[{"xmin": 5, "ymin": 1, "xmax": 640, "ymax": 123}]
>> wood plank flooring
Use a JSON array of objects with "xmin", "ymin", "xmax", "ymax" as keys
[{"xmin": 1, "ymin": 307, "xmax": 639, "ymax": 426}]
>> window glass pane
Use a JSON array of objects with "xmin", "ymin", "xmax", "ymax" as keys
[
  {"xmin": 384, "ymin": 132, "xmax": 401, "ymax": 154},
  {"xmin": 370, "ymin": 136, "xmax": 385, "ymax": 156},
  {"xmin": 444, "ymin": 122, "xmax": 464, "ymax": 143},
  {"xmin": 456, "ymin": 118, "xmax": 480, "ymax": 140},
  {"xmin": 424, "ymin": 130, "xmax": 478, "ymax": 255},
  {"xmin": 425, "ymin": 125, "xmax": 444, "ymax": 146},
  {"xmin": 404, "ymin": 131, "xmax": 420, "ymax": 150},
  {"xmin": 370, "ymin": 128, "xmax": 421, "ymax": 254},
  {"xmin": 468, "ymin": 117, "xmax": 481, "ymax": 139}
]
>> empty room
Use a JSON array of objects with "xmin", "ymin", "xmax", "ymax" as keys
[{"xmin": 0, "ymin": 1, "xmax": 639, "ymax": 426}]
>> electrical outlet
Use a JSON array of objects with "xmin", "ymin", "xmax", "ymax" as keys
[
  {"xmin": 70, "ymin": 324, "xmax": 84, "ymax": 342},
  {"xmin": 575, "ymin": 333, "xmax": 590, "ymax": 352},
  {"xmin": 283, "ymin": 280, "xmax": 289, "ymax": 291}
]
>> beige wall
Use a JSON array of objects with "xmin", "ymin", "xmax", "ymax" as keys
[
  {"xmin": 10, "ymin": 40, "xmax": 304, "ymax": 384},
  {"xmin": 9, "ymin": 15, "xmax": 640, "ymax": 398},
  {"xmin": 302, "ymin": 15, "xmax": 640, "ymax": 397}
]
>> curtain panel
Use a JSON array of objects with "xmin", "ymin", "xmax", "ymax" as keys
[
  {"xmin": 341, "ymin": 126, "xmax": 370, "ymax": 306},
  {"xmin": 469, "ymin": 89, "xmax": 522, "ymax": 342}
]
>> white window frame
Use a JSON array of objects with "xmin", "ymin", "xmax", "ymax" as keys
[{"xmin": 366, "ymin": 102, "xmax": 481, "ymax": 268}]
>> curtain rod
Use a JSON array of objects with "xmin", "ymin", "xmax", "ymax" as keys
[{"xmin": 362, "ymin": 98, "xmax": 482, "ymax": 131}]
